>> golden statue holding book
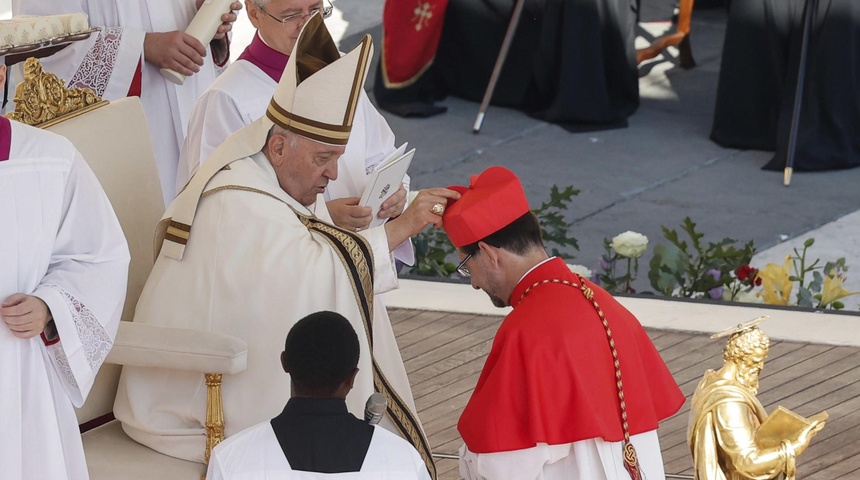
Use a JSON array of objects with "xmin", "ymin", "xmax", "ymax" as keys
[{"xmin": 688, "ymin": 317, "xmax": 827, "ymax": 480}]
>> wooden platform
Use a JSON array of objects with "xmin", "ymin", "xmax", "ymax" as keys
[{"xmin": 390, "ymin": 308, "xmax": 860, "ymax": 479}]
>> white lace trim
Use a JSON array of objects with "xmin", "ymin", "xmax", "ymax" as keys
[
  {"xmin": 69, "ymin": 27, "xmax": 124, "ymax": 97},
  {"xmin": 44, "ymin": 285, "xmax": 113, "ymax": 390}
]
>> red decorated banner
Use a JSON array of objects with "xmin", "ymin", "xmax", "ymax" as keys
[{"xmin": 380, "ymin": 0, "xmax": 449, "ymax": 88}]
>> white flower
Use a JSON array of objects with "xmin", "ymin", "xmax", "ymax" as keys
[
  {"xmin": 567, "ymin": 264, "xmax": 593, "ymax": 278},
  {"xmin": 610, "ymin": 231, "xmax": 648, "ymax": 258},
  {"xmin": 735, "ymin": 289, "xmax": 765, "ymax": 304}
]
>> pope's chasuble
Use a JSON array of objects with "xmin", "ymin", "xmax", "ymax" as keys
[
  {"xmin": 0, "ymin": 118, "xmax": 129, "ymax": 480},
  {"xmin": 12, "ymin": 0, "xmax": 227, "ymax": 206},
  {"xmin": 114, "ymin": 152, "xmax": 427, "ymax": 469}
]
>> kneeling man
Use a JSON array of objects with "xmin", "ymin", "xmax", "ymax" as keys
[{"xmin": 442, "ymin": 167, "xmax": 685, "ymax": 480}]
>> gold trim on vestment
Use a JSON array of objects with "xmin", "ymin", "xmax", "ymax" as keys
[{"xmin": 294, "ymin": 211, "xmax": 437, "ymax": 480}]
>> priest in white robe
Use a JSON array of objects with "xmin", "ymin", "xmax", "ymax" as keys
[
  {"xmin": 113, "ymin": 15, "xmax": 455, "ymax": 479},
  {"xmin": 207, "ymin": 311, "xmax": 430, "ymax": 480},
  {"xmin": 177, "ymin": 0, "xmax": 413, "ymax": 264},
  {"xmin": 0, "ymin": 64, "xmax": 131, "ymax": 480},
  {"xmin": 11, "ymin": 0, "xmax": 242, "ymax": 206}
]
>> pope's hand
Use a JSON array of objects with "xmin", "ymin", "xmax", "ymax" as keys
[
  {"xmin": 144, "ymin": 31, "xmax": 207, "ymax": 76},
  {"xmin": 378, "ymin": 185, "xmax": 408, "ymax": 220},
  {"xmin": 0, "ymin": 64, "xmax": 6, "ymax": 91},
  {"xmin": 382, "ymin": 188, "xmax": 460, "ymax": 252},
  {"xmin": 327, "ymin": 197, "xmax": 372, "ymax": 230},
  {"xmin": 1, "ymin": 293, "xmax": 52, "ymax": 340}
]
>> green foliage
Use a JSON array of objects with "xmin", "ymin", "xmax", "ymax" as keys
[
  {"xmin": 596, "ymin": 238, "xmax": 640, "ymax": 293},
  {"xmin": 788, "ymin": 239, "xmax": 852, "ymax": 309},
  {"xmin": 408, "ymin": 225, "xmax": 458, "ymax": 277},
  {"xmin": 533, "ymin": 185, "xmax": 580, "ymax": 259},
  {"xmin": 406, "ymin": 185, "xmax": 580, "ymax": 277},
  {"xmin": 648, "ymin": 217, "xmax": 755, "ymax": 298}
]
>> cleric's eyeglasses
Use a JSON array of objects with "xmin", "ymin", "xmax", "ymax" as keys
[
  {"xmin": 456, "ymin": 253, "xmax": 473, "ymax": 278},
  {"xmin": 259, "ymin": 0, "xmax": 333, "ymax": 25}
]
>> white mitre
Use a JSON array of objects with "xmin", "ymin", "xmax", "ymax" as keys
[{"xmin": 159, "ymin": 12, "xmax": 373, "ymax": 261}]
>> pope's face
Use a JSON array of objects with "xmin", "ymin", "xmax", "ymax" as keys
[
  {"xmin": 269, "ymin": 132, "xmax": 343, "ymax": 206},
  {"xmin": 246, "ymin": 0, "xmax": 325, "ymax": 55}
]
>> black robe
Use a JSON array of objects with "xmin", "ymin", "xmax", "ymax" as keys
[
  {"xmin": 711, "ymin": 0, "xmax": 860, "ymax": 171},
  {"xmin": 375, "ymin": 0, "xmax": 640, "ymax": 129}
]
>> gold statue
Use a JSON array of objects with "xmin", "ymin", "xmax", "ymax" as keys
[{"xmin": 688, "ymin": 317, "xmax": 827, "ymax": 480}]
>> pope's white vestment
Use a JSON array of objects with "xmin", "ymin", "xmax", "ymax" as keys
[
  {"xmin": 12, "ymin": 0, "xmax": 225, "ymax": 206},
  {"xmin": 176, "ymin": 56, "xmax": 413, "ymax": 262},
  {"xmin": 114, "ymin": 152, "xmax": 421, "ymax": 463},
  {"xmin": 207, "ymin": 423, "xmax": 431, "ymax": 480},
  {"xmin": 0, "ymin": 120, "xmax": 129, "ymax": 479}
]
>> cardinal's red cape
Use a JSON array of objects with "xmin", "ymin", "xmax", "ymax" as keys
[{"xmin": 458, "ymin": 258, "xmax": 685, "ymax": 453}]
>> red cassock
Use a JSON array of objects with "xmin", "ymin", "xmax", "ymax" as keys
[{"xmin": 458, "ymin": 258, "xmax": 685, "ymax": 454}]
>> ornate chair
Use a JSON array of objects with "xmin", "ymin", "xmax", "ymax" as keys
[{"xmin": 8, "ymin": 58, "xmax": 248, "ymax": 479}]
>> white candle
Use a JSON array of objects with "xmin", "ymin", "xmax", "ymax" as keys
[{"xmin": 160, "ymin": 0, "xmax": 235, "ymax": 85}]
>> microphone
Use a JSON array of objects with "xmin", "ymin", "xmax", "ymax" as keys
[{"xmin": 364, "ymin": 393, "xmax": 387, "ymax": 425}]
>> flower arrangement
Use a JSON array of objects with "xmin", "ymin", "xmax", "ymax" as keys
[
  {"xmin": 596, "ymin": 231, "xmax": 648, "ymax": 293},
  {"xmin": 405, "ymin": 185, "xmax": 859, "ymax": 312},
  {"xmin": 753, "ymin": 239, "xmax": 860, "ymax": 310}
]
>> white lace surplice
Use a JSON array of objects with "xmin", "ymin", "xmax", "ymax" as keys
[{"xmin": 0, "ymin": 121, "xmax": 129, "ymax": 480}]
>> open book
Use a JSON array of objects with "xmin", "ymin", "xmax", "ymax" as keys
[
  {"xmin": 360, "ymin": 144, "xmax": 415, "ymax": 229},
  {"xmin": 755, "ymin": 406, "xmax": 828, "ymax": 450}
]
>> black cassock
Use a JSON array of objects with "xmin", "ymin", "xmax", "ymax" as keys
[
  {"xmin": 271, "ymin": 398, "xmax": 373, "ymax": 473},
  {"xmin": 711, "ymin": 0, "xmax": 860, "ymax": 171},
  {"xmin": 374, "ymin": 0, "xmax": 640, "ymax": 129}
]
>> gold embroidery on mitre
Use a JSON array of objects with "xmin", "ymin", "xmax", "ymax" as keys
[{"xmin": 7, "ymin": 58, "xmax": 107, "ymax": 128}]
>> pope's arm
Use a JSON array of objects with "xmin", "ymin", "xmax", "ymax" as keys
[{"xmin": 712, "ymin": 401, "xmax": 795, "ymax": 479}]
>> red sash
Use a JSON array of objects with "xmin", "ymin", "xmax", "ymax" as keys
[{"xmin": 380, "ymin": 0, "xmax": 449, "ymax": 88}]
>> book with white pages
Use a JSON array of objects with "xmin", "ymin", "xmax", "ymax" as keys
[{"xmin": 360, "ymin": 144, "xmax": 415, "ymax": 229}]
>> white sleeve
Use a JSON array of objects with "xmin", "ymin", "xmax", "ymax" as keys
[
  {"xmin": 177, "ymin": 88, "xmax": 247, "ymax": 193},
  {"xmin": 32, "ymin": 153, "xmax": 130, "ymax": 407}
]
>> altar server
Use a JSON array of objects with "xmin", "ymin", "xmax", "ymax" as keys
[
  {"xmin": 0, "ymin": 64, "xmax": 130, "ymax": 480},
  {"xmin": 207, "ymin": 311, "xmax": 430, "ymax": 480}
]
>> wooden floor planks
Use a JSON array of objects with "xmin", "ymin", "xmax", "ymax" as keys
[{"xmin": 389, "ymin": 308, "xmax": 860, "ymax": 479}]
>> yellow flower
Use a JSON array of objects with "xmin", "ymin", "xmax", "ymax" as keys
[
  {"xmin": 819, "ymin": 273, "xmax": 860, "ymax": 307},
  {"xmin": 756, "ymin": 256, "xmax": 793, "ymax": 306}
]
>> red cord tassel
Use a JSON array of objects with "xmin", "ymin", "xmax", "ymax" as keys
[{"xmin": 623, "ymin": 442, "xmax": 643, "ymax": 480}]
